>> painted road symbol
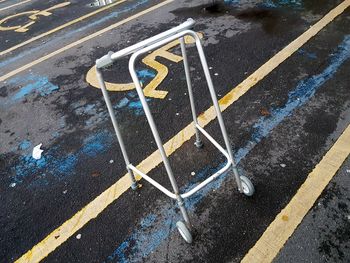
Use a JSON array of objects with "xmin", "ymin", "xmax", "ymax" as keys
[
  {"xmin": 0, "ymin": 2, "xmax": 70, "ymax": 33},
  {"xmin": 86, "ymin": 33, "xmax": 203, "ymax": 99}
]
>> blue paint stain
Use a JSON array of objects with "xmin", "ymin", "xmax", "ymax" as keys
[
  {"xmin": 81, "ymin": 132, "xmax": 107, "ymax": 157},
  {"xmin": 113, "ymin": 69, "xmax": 154, "ymax": 116},
  {"xmin": 261, "ymin": 0, "xmax": 303, "ymax": 9},
  {"xmin": 0, "ymin": 0, "xmax": 150, "ymax": 71},
  {"xmin": 224, "ymin": 0, "xmax": 240, "ymax": 4},
  {"xmin": 106, "ymin": 35, "xmax": 350, "ymax": 262},
  {"xmin": 297, "ymin": 49, "xmax": 317, "ymax": 60},
  {"xmin": 140, "ymin": 214, "xmax": 157, "ymax": 228},
  {"xmin": 136, "ymin": 69, "xmax": 156, "ymax": 84},
  {"xmin": 106, "ymin": 239, "xmax": 131, "ymax": 263},
  {"xmin": 10, "ymin": 74, "xmax": 59, "ymax": 101},
  {"xmin": 12, "ymin": 130, "xmax": 113, "ymax": 185},
  {"xmin": 105, "ymin": 164, "xmax": 226, "ymax": 262},
  {"xmin": 19, "ymin": 140, "xmax": 31, "ymax": 150},
  {"xmin": 116, "ymin": 98, "xmax": 130, "ymax": 108},
  {"xmin": 52, "ymin": 131, "xmax": 60, "ymax": 138},
  {"xmin": 128, "ymin": 100, "xmax": 148, "ymax": 116},
  {"xmin": 81, "ymin": 68, "xmax": 154, "ymax": 126}
]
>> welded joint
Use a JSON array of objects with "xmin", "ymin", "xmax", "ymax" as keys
[{"xmin": 96, "ymin": 51, "xmax": 114, "ymax": 69}]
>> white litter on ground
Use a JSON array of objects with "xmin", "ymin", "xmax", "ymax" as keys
[
  {"xmin": 76, "ymin": 234, "xmax": 81, "ymax": 239},
  {"xmin": 32, "ymin": 143, "xmax": 44, "ymax": 160},
  {"xmin": 280, "ymin": 163, "xmax": 286, "ymax": 168}
]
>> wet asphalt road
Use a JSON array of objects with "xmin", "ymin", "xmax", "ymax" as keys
[{"xmin": 0, "ymin": 0, "xmax": 350, "ymax": 262}]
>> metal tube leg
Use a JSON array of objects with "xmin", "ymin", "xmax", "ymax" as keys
[
  {"xmin": 192, "ymin": 36, "xmax": 243, "ymax": 192},
  {"xmin": 96, "ymin": 67, "xmax": 138, "ymax": 190},
  {"xmin": 180, "ymin": 37, "xmax": 202, "ymax": 148},
  {"xmin": 177, "ymin": 196, "xmax": 191, "ymax": 229},
  {"xmin": 129, "ymin": 56, "xmax": 192, "ymax": 226}
]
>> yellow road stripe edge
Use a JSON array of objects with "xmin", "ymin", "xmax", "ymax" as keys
[
  {"xmin": 0, "ymin": 0, "xmax": 126, "ymax": 56},
  {"xmin": 0, "ymin": 0, "xmax": 175, "ymax": 82},
  {"xmin": 241, "ymin": 124, "xmax": 350, "ymax": 263},
  {"xmin": 0, "ymin": 0, "xmax": 31, "ymax": 12},
  {"xmin": 15, "ymin": 0, "xmax": 350, "ymax": 262}
]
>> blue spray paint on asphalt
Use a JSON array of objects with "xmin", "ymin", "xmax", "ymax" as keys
[
  {"xmin": 297, "ymin": 48, "xmax": 317, "ymax": 60},
  {"xmin": 223, "ymin": 0, "xmax": 303, "ymax": 9},
  {"xmin": 18, "ymin": 140, "xmax": 31, "ymax": 151},
  {"xmin": 224, "ymin": 0, "xmax": 240, "ymax": 5},
  {"xmin": 9, "ymin": 74, "xmax": 59, "ymax": 102},
  {"xmin": 12, "ymin": 130, "xmax": 113, "ymax": 186},
  {"xmin": 74, "ymin": 69, "xmax": 154, "ymax": 127},
  {"xmin": 106, "ymin": 35, "xmax": 350, "ymax": 262},
  {"xmin": 0, "ymin": 0, "xmax": 149, "ymax": 71},
  {"xmin": 260, "ymin": 0, "xmax": 303, "ymax": 9},
  {"xmin": 136, "ymin": 69, "xmax": 156, "ymax": 84},
  {"xmin": 113, "ymin": 69, "xmax": 155, "ymax": 116}
]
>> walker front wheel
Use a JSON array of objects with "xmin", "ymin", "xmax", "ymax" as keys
[
  {"xmin": 240, "ymin": 176, "xmax": 255, "ymax": 197},
  {"xmin": 176, "ymin": 221, "xmax": 193, "ymax": 243}
]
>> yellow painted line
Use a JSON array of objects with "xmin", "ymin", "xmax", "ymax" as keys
[
  {"xmin": 0, "ymin": 0, "xmax": 31, "ymax": 12},
  {"xmin": 0, "ymin": 0, "xmax": 126, "ymax": 56},
  {"xmin": 241, "ymin": 124, "xmax": 350, "ymax": 263},
  {"xmin": 0, "ymin": 0, "xmax": 174, "ymax": 83},
  {"xmin": 15, "ymin": 1, "xmax": 350, "ymax": 262}
]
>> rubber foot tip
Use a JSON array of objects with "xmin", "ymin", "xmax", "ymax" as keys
[
  {"xmin": 194, "ymin": 141, "xmax": 203, "ymax": 148},
  {"xmin": 131, "ymin": 183, "xmax": 138, "ymax": 190}
]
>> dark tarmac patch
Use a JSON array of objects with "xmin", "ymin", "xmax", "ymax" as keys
[
  {"xmin": 0, "ymin": 86, "xmax": 8, "ymax": 97},
  {"xmin": 172, "ymin": 2, "xmax": 297, "ymax": 35},
  {"xmin": 171, "ymin": 2, "xmax": 233, "ymax": 17}
]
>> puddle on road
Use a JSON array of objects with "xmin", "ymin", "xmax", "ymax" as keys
[{"xmin": 171, "ymin": 1, "xmax": 308, "ymax": 35}]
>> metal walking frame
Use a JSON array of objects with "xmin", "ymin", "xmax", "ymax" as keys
[{"xmin": 95, "ymin": 18, "xmax": 254, "ymax": 243}]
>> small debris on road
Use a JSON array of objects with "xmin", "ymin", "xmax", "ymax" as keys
[
  {"xmin": 91, "ymin": 172, "xmax": 101, "ymax": 177},
  {"xmin": 76, "ymin": 234, "xmax": 81, "ymax": 239},
  {"xmin": 32, "ymin": 143, "xmax": 44, "ymax": 160},
  {"xmin": 280, "ymin": 163, "xmax": 286, "ymax": 168},
  {"xmin": 260, "ymin": 108, "xmax": 270, "ymax": 116}
]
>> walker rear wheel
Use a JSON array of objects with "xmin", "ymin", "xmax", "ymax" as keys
[
  {"xmin": 176, "ymin": 221, "xmax": 193, "ymax": 243},
  {"xmin": 240, "ymin": 176, "xmax": 255, "ymax": 197}
]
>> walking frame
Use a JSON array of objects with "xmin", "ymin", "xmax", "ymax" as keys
[{"xmin": 95, "ymin": 18, "xmax": 254, "ymax": 243}]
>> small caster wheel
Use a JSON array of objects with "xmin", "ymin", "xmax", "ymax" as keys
[
  {"xmin": 240, "ymin": 176, "xmax": 255, "ymax": 197},
  {"xmin": 176, "ymin": 221, "xmax": 193, "ymax": 244}
]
